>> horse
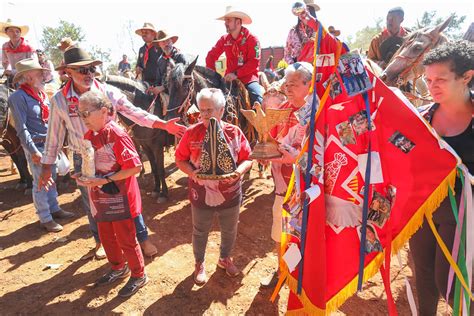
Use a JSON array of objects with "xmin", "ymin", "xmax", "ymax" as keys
[
  {"xmin": 379, "ymin": 16, "xmax": 453, "ymax": 105},
  {"xmin": 0, "ymin": 83, "xmax": 33, "ymax": 191},
  {"xmin": 165, "ymin": 57, "xmax": 256, "ymax": 144},
  {"xmin": 104, "ymin": 75, "xmax": 171, "ymax": 203}
]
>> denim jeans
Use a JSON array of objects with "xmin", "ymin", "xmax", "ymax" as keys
[
  {"xmin": 24, "ymin": 144, "xmax": 61, "ymax": 223},
  {"xmin": 191, "ymin": 204, "xmax": 240, "ymax": 263},
  {"xmin": 246, "ymin": 81, "xmax": 264, "ymax": 106},
  {"xmin": 73, "ymin": 153, "xmax": 149, "ymax": 243}
]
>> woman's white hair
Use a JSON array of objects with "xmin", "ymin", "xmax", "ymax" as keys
[
  {"xmin": 284, "ymin": 62, "xmax": 314, "ymax": 83},
  {"xmin": 196, "ymin": 88, "xmax": 226, "ymax": 110}
]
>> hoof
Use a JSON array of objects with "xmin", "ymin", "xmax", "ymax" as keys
[
  {"xmin": 150, "ymin": 191, "xmax": 159, "ymax": 198},
  {"xmin": 156, "ymin": 196, "xmax": 168, "ymax": 204}
]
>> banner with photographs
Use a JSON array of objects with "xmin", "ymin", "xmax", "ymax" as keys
[
  {"xmin": 282, "ymin": 68, "xmax": 459, "ymax": 315},
  {"xmin": 337, "ymin": 51, "xmax": 372, "ymax": 97}
]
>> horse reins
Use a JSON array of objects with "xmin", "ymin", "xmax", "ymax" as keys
[
  {"xmin": 126, "ymin": 92, "xmax": 159, "ymax": 133},
  {"xmin": 165, "ymin": 74, "xmax": 194, "ymax": 115}
]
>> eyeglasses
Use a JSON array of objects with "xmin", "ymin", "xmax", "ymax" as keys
[
  {"xmin": 72, "ymin": 66, "xmax": 97, "ymax": 75},
  {"xmin": 76, "ymin": 107, "xmax": 101, "ymax": 118}
]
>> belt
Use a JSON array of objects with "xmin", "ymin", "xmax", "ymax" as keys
[{"xmin": 32, "ymin": 137, "xmax": 46, "ymax": 144}]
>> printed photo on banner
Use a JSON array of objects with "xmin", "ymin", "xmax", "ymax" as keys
[
  {"xmin": 337, "ymin": 51, "xmax": 372, "ymax": 97},
  {"xmin": 322, "ymin": 73, "xmax": 343, "ymax": 99},
  {"xmin": 367, "ymin": 191, "xmax": 392, "ymax": 227},
  {"xmin": 389, "ymin": 131, "xmax": 416, "ymax": 153},
  {"xmin": 357, "ymin": 224, "xmax": 383, "ymax": 254},
  {"xmin": 335, "ymin": 121, "xmax": 356, "ymax": 146},
  {"xmin": 349, "ymin": 110, "xmax": 369, "ymax": 135}
]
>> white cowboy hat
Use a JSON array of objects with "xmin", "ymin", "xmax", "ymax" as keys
[
  {"xmin": 216, "ymin": 6, "xmax": 252, "ymax": 25},
  {"xmin": 13, "ymin": 58, "xmax": 49, "ymax": 83},
  {"xmin": 303, "ymin": 0, "xmax": 320, "ymax": 12},
  {"xmin": 152, "ymin": 30, "xmax": 178, "ymax": 44},
  {"xmin": 56, "ymin": 37, "xmax": 77, "ymax": 51},
  {"xmin": 0, "ymin": 19, "xmax": 29, "ymax": 37},
  {"xmin": 135, "ymin": 22, "xmax": 158, "ymax": 36}
]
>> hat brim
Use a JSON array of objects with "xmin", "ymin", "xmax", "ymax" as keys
[
  {"xmin": 135, "ymin": 28, "xmax": 157, "ymax": 36},
  {"xmin": 217, "ymin": 11, "xmax": 252, "ymax": 25},
  {"xmin": 152, "ymin": 35, "xmax": 178, "ymax": 44},
  {"xmin": 55, "ymin": 59, "xmax": 102, "ymax": 71},
  {"xmin": 13, "ymin": 67, "xmax": 50, "ymax": 83},
  {"xmin": 0, "ymin": 23, "xmax": 29, "ymax": 36},
  {"xmin": 306, "ymin": 4, "xmax": 320, "ymax": 11},
  {"xmin": 56, "ymin": 41, "xmax": 77, "ymax": 48}
]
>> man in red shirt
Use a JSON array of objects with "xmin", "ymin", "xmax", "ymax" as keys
[
  {"xmin": 206, "ymin": 6, "xmax": 264, "ymax": 106},
  {"xmin": 175, "ymin": 88, "xmax": 253, "ymax": 285},
  {"xmin": 76, "ymin": 91, "xmax": 147, "ymax": 298}
]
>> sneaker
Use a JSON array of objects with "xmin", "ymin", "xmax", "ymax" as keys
[
  {"xmin": 194, "ymin": 261, "xmax": 207, "ymax": 286},
  {"xmin": 140, "ymin": 239, "xmax": 158, "ymax": 257},
  {"xmin": 52, "ymin": 209, "xmax": 74, "ymax": 219},
  {"xmin": 41, "ymin": 220, "xmax": 63, "ymax": 232},
  {"xmin": 260, "ymin": 270, "xmax": 279, "ymax": 289},
  {"xmin": 118, "ymin": 274, "xmax": 149, "ymax": 297},
  {"xmin": 95, "ymin": 265, "xmax": 130, "ymax": 286},
  {"xmin": 217, "ymin": 257, "xmax": 240, "ymax": 277}
]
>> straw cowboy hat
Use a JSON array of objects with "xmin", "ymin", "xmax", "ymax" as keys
[
  {"xmin": 303, "ymin": 0, "xmax": 320, "ymax": 12},
  {"xmin": 152, "ymin": 30, "xmax": 178, "ymax": 44},
  {"xmin": 13, "ymin": 58, "xmax": 49, "ymax": 83},
  {"xmin": 0, "ymin": 19, "xmax": 29, "ymax": 37},
  {"xmin": 216, "ymin": 6, "xmax": 252, "ymax": 25},
  {"xmin": 55, "ymin": 47, "xmax": 102, "ymax": 71},
  {"xmin": 57, "ymin": 37, "xmax": 77, "ymax": 51},
  {"xmin": 328, "ymin": 26, "xmax": 341, "ymax": 37},
  {"xmin": 135, "ymin": 22, "xmax": 157, "ymax": 36}
]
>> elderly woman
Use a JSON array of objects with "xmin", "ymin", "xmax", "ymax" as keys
[
  {"xmin": 409, "ymin": 40, "xmax": 473, "ymax": 315},
  {"xmin": 75, "ymin": 91, "xmax": 148, "ymax": 297},
  {"xmin": 260, "ymin": 62, "xmax": 314, "ymax": 287},
  {"xmin": 175, "ymin": 88, "xmax": 252, "ymax": 285}
]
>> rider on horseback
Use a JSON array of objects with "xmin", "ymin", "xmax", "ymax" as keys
[{"xmin": 206, "ymin": 6, "xmax": 264, "ymax": 106}]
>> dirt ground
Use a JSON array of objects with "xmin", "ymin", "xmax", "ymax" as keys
[{"xmin": 0, "ymin": 149, "xmax": 451, "ymax": 315}]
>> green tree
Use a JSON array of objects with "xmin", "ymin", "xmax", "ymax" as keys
[
  {"xmin": 89, "ymin": 45, "xmax": 111, "ymax": 74},
  {"xmin": 413, "ymin": 11, "xmax": 466, "ymax": 39},
  {"xmin": 40, "ymin": 20, "xmax": 85, "ymax": 66},
  {"xmin": 346, "ymin": 18, "xmax": 383, "ymax": 54}
]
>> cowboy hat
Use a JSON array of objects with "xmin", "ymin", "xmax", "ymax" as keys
[
  {"xmin": 328, "ymin": 26, "xmax": 341, "ymax": 37},
  {"xmin": 303, "ymin": 0, "xmax": 320, "ymax": 12},
  {"xmin": 216, "ymin": 6, "xmax": 252, "ymax": 25},
  {"xmin": 152, "ymin": 30, "xmax": 178, "ymax": 44},
  {"xmin": 57, "ymin": 37, "xmax": 77, "ymax": 51},
  {"xmin": 13, "ymin": 58, "xmax": 49, "ymax": 83},
  {"xmin": 0, "ymin": 19, "xmax": 29, "ymax": 36},
  {"xmin": 55, "ymin": 47, "xmax": 102, "ymax": 71},
  {"xmin": 135, "ymin": 22, "xmax": 157, "ymax": 36}
]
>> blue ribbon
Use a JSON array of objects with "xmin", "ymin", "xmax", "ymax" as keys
[
  {"xmin": 297, "ymin": 22, "xmax": 323, "ymax": 295},
  {"xmin": 357, "ymin": 92, "xmax": 373, "ymax": 291}
]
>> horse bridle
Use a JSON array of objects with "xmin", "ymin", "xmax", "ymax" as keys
[{"xmin": 166, "ymin": 74, "xmax": 194, "ymax": 116}]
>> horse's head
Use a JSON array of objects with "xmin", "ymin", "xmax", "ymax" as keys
[
  {"xmin": 166, "ymin": 56, "xmax": 198, "ymax": 120},
  {"xmin": 383, "ymin": 16, "xmax": 452, "ymax": 86}
]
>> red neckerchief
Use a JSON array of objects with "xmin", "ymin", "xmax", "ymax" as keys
[
  {"xmin": 163, "ymin": 47, "xmax": 179, "ymax": 60},
  {"xmin": 4, "ymin": 37, "xmax": 33, "ymax": 54},
  {"xmin": 143, "ymin": 43, "xmax": 154, "ymax": 67},
  {"xmin": 20, "ymin": 83, "xmax": 49, "ymax": 123},
  {"xmin": 229, "ymin": 27, "xmax": 249, "ymax": 57}
]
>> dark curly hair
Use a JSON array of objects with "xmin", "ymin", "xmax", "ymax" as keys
[{"xmin": 423, "ymin": 40, "xmax": 474, "ymax": 87}]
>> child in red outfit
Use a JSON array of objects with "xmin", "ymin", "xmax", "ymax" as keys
[{"xmin": 75, "ymin": 90, "xmax": 147, "ymax": 298}]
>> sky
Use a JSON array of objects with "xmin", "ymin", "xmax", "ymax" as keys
[{"xmin": 1, "ymin": 0, "xmax": 473, "ymax": 68}]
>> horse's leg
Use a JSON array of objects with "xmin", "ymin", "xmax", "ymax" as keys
[
  {"xmin": 154, "ymin": 142, "xmax": 168, "ymax": 204},
  {"xmin": 10, "ymin": 151, "xmax": 33, "ymax": 190},
  {"xmin": 141, "ymin": 144, "xmax": 160, "ymax": 198}
]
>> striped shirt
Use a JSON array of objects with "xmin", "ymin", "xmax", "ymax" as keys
[{"xmin": 41, "ymin": 79, "xmax": 158, "ymax": 164}]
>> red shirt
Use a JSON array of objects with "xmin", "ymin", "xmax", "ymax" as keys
[
  {"xmin": 84, "ymin": 121, "xmax": 143, "ymax": 222},
  {"xmin": 175, "ymin": 121, "xmax": 252, "ymax": 209},
  {"xmin": 206, "ymin": 27, "xmax": 260, "ymax": 85}
]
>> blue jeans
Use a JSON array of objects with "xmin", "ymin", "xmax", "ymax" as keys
[
  {"xmin": 25, "ymin": 144, "xmax": 61, "ymax": 223},
  {"xmin": 191, "ymin": 204, "xmax": 240, "ymax": 263},
  {"xmin": 73, "ymin": 153, "xmax": 149, "ymax": 243},
  {"xmin": 246, "ymin": 81, "xmax": 264, "ymax": 106}
]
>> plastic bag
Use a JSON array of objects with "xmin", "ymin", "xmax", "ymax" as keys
[{"xmin": 56, "ymin": 151, "xmax": 70, "ymax": 176}]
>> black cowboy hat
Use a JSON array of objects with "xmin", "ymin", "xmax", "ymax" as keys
[{"xmin": 55, "ymin": 47, "xmax": 102, "ymax": 71}]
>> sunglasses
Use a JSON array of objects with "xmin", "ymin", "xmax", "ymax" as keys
[
  {"xmin": 72, "ymin": 66, "xmax": 97, "ymax": 75},
  {"xmin": 76, "ymin": 107, "xmax": 101, "ymax": 118}
]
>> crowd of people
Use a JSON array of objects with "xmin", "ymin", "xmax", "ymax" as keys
[{"xmin": 1, "ymin": 2, "xmax": 473, "ymax": 314}]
